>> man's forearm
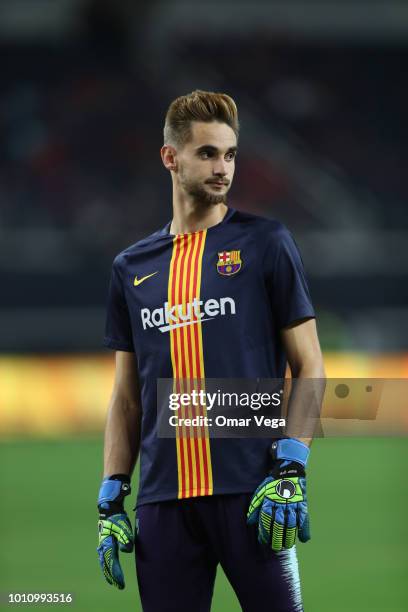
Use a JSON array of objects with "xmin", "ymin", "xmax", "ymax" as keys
[
  {"xmin": 285, "ymin": 362, "xmax": 326, "ymax": 445},
  {"xmin": 103, "ymin": 390, "xmax": 141, "ymax": 477}
]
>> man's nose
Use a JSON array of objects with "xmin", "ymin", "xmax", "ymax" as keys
[{"xmin": 212, "ymin": 158, "xmax": 227, "ymax": 176}]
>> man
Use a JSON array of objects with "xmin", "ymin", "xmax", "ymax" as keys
[{"xmin": 97, "ymin": 90, "xmax": 325, "ymax": 611}]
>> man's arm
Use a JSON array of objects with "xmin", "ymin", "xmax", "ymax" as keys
[
  {"xmin": 281, "ymin": 317, "xmax": 325, "ymax": 378},
  {"xmin": 247, "ymin": 318, "xmax": 325, "ymax": 549},
  {"xmin": 103, "ymin": 350, "xmax": 142, "ymax": 477},
  {"xmin": 281, "ymin": 317, "xmax": 326, "ymax": 445},
  {"xmin": 97, "ymin": 351, "xmax": 141, "ymax": 590}
]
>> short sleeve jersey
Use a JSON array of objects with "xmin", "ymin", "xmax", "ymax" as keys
[{"xmin": 104, "ymin": 208, "xmax": 315, "ymax": 506}]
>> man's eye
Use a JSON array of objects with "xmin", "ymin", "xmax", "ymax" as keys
[
  {"xmin": 225, "ymin": 152, "xmax": 236, "ymax": 161},
  {"xmin": 200, "ymin": 151, "xmax": 211, "ymax": 159}
]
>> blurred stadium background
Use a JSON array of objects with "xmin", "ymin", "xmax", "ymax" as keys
[{"xmin": 0, "ymin": 1, "xmax": 407, "ymax": 610}]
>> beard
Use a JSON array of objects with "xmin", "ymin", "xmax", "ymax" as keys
[{"xmin": 179, "ymin": 169, "xmax": 228, "ymax": 206}]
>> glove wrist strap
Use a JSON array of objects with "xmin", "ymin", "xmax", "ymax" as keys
[
  {"xmin": 98, "ymin": 474, "xmax": 131, "ymax": 515},
  {"xmin": 271, "ymin": 438, "xmax": 310, "ymax": 467}
]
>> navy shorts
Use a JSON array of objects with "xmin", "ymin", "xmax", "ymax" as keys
[{"xmin": 134, "ymin": 494, "xmax": 303, "ymax": 612}]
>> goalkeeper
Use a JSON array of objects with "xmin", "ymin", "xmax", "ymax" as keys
[{"xmin": 96, "ymin": 89, "xmax": 326, "ymax": 611}]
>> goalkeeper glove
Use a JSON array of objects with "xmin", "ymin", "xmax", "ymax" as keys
[
  {"xmin": 247, "ymin": 438, "xmax": 310, "ymax": 552},
  {"xmin": 97, "ymin": 474, "xmax": 134, "ymax": 590}
]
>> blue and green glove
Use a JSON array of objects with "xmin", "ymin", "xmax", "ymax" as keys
[
  {"xmin": 247, "ymin": 438, "xmax": 310, "ymax": 552},
  {"xmin": 97, "ymin": 474, "xmax": 134, "ymax": 590}
]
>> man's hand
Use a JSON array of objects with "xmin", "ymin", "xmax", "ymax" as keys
[
  {"xmin": 247, "ymin": 438, "xmax": 310, "ymax": 552},
  {"xmin": 97, "ymin": 475, "xmax": 134, "ymax": 590}
]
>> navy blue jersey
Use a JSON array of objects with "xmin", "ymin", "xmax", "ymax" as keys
[{"xmin": 103, "ymin": 208, "xmax": 315, "ymax": 506}]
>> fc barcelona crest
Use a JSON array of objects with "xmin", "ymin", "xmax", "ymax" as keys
[{"xmin": 216, "ymin": 250, "xmax": 242, "ymax": 276}]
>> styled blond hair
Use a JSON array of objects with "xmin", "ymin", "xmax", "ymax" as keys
[{"xmin": 163, "ymin": 89, "xmax": 239, "ymax": 147}]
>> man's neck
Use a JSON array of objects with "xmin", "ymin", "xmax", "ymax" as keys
[{"xmin": 170, "ymin": 200, "xmax": 228, "ymax": 235}]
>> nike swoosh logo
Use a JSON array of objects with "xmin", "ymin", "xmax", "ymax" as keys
[{"xmin": 134, "ymin": 271, "xmax": 158, "ymax": 286}]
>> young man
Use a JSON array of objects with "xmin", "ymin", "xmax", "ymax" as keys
[{"xmin": 97, "ymin": 90, "xmax": 325, "ymax": 611}]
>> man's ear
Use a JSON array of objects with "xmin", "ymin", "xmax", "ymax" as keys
[{"xmin": 161, "ymin": 145, "xmax": 178, "ymax": 172}]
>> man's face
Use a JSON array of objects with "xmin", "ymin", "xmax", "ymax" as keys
[{"xmin": 175, "ymin": 121, "xmax": 237, "ymax": 206}]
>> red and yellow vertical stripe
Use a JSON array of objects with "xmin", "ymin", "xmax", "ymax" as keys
[{"xmin": 167, "ymin": 230, "xmax": 213, "ymax": 498}]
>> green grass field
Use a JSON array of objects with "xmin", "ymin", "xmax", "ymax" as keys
[{"xmin": 1, "ymin": 437, "xmax": 407, "ymax": 611}]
